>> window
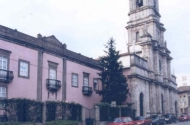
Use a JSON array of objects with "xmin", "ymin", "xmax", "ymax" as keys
[
  {"xmin": 0, "ymin": 87, "xmax": 6, "ymax": 98},
  {"xmin": 136, "ymin": 31, "xmax": 140, "ymax": 42},
  {"xmin": 93, "ymin": 78, "xmax": 99, "ymax": 90},
  {"xmin": 49, "ymin": 68, "xmax": 56, "ymax": 79},
  {"xmin": 159, "ymin": 60, "xmax": 162, "ymax": 73},
  {"xmin": 0, "ymin": 56, "xmax": 8, "ymax": 70},
  {"xmin": 83, "ymin": 73, "xmax": 89, "ymax": 86},
  {"xmin": 136, "ymin": 0, "xmax": 143, "ymax": 7},
  {"xmin": 0, "ymin": 49, "xmax": 11, "ymax": 70},
  {"xmin": 18, "ymin": 59, "xmax": 30, "ymax": 78},
  {"xmin": 188, "ymin": 96, "xmax": 190, "ymax": 106},
  {"xmin": 0, "ymin": 56, "xmax": 8, "ymax": 80},
  {"xmin": 48, "ymin": 61, "xmax": 58, "ymax": 88},
  {"xmin": 48, "ymin": 61, "xmax": 58, "ymax": 80},
  {"xmin": 72, "ymin": 73, "xmax": 78, "ymax": 87}
]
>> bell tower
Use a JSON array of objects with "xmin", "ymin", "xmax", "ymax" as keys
[
  {"xmin": 126, "ymin": 0, "xmax": 177, "ymax": 116},
  {"xmin": 126, "ymin": 0, "xmax": 166, "ymax": 71},
  {"xmin": 127, "ymin": 0, "xmax": 165, "ymax": 50},
  {"xmin": 129, "ymin": 0, "xmax": 159, "ymax": 12}
]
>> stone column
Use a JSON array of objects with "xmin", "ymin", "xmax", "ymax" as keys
[
  {"xmin": 82, "ymin": 107, "xmax": 86, "ymax": 125},
  {"xmin": 171, "ymin": 90, "xmax": 175, "ymax": 114},
  {"xmin": 169, "ymin": 89, "xmax": 173, "ymax": 113},
  {"xmin": 162, "ymin": 57, "xmax": 167, "ymax": 78},
  {"xmin": 42, "ymin": 102, "xmax": 46, "ymax": 124},
  {"xmin": 167, "ymin": 60, "xmax": 171, "ymax": 80},
  {"xmin": 149, "ymin": 83, "xmax": 156, "ymax": 114},
  {"xmin": 154, "ymin": 51, "xmax": 159, "ymax": 73},
  {"xmin": 145, "ymin": 81, "xmax": 150, "ymax": 117},
  {"xmin": 62, "ymin": 58, "xmax": 67, "ymax": 101},
  {"xmin": 165, "ymin": 88, "xmax": 170, "ymax": 113},
  {"xmin": 156, "ymin": 85, "xmax": 161, "ymax": 114},
  {"xmin": 142, "ymin": 45, "xmax": 154, "ymax": 71},
  {"xmin": 130, "ymin": 78, "xmax": 138, "ymax": 116},
  {"xmin": 94, "ymin": 106, "xmax": 100, "ymax": 125},
  {"xmin": 37, "ymin": 51, "xmax": 43, "ymax": 101}
]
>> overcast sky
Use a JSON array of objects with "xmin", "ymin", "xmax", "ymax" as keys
[{"xmin": 0, "ymin": 0, "xmax": 189, "ymax": 76}]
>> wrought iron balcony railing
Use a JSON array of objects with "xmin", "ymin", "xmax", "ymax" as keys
[
  {"xmin": 82, "ymin": 86, "xmax": 92, "ymax": 96},
  {"xmin": 46, "ymin": 79, "xmax": 61, "ymax": 92},
  {"xmin": 0, "ymin": 69, "xmax": 14, "ymax": 83}
]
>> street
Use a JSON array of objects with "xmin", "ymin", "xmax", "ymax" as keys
[{"xmin": 169, "ymin": 121, "xmax": 190, "ymax": 125}]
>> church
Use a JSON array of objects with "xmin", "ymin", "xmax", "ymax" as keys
[
  {"xmin": 120, "ymin": 0, "xmax": 178, "ymax": 117},
  {"xmin": 0, "ymin": 0, "xmax": 178, "ymax": 117}
]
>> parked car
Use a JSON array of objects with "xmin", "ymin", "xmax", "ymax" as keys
[
  {"xmin": 178, "ymin": 114, "xmax": 190, "ymax": 122},
  {"xmin": 107, "ymin": 117, "xmax": 136, "ymax": 125},
  {"xmin": 134, "ymin": 116, "xmax": 152, "ymax": 125},
  {"xmin": 163, "ymin": 114, "xmax": 177, "ymax": 124},
  {"xmin": 150, "ymin": 115, "xmax": 166, "ymax": 125}
]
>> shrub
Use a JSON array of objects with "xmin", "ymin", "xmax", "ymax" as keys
[
  {"xmin": 46, "ymin": 101, "xmax": 82, "ymax": 122},
  {"xmin": 0, "ymin": 98, "xmax": 43, "ymax": 123}
]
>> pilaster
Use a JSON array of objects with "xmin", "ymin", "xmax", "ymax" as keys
[
  {"xmin": 145, "ymin": 81, "xmax": 150, "ymax": 117},
  {"xmin": 62, "ymin": 58, "xmax": 67, "ymax": 101},
  {"xmin": 156, "ymin": 85, "xmax": 161, "ymax": 113},
  {"xmin": 37, "ymin": 51, "xmax": 43, "ymax": 101},
  {"xmin": 167, "ymin": 60, "xmax": 171, "ymax": 80},
  {"xmin": 162, "ymin": 56, "xmax": 167, "ymax": 78},
  {"xmin": 149, "ymin": 83, "xmax": 156, "ymax": 113},
  {"xmin": 165, "ymin": 88, "xmax": 170, "ymax": 113}
]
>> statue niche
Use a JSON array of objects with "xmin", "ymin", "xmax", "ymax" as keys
[{"xmin": 136, "ymin": 0, "xmax": 143, "ymax": 7}]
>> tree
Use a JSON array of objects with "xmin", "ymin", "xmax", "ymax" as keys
[{"xmin": 97, "ymin": 38, "xmax": 128, "ymax": 105}]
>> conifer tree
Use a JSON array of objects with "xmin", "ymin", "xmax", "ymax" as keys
[{"xmin": 97, "ymin": 38, "xmax": 128, "ymax": 105}]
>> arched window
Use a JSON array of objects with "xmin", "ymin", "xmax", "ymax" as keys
[
  {"xmin": 136, "ymin": 0, "xmax": 143, "ymax": 8},
  {"xmin": 136, "ymin": 31, "xmax": 140, "ymax": 42}
]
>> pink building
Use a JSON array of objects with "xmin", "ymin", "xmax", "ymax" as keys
[{"xmin": 0, "ymin": 25, "xmax": 102, "ymax": 109}]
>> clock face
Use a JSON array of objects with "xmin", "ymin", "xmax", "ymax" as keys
[{"xmin": 20, "ymin": 61, "xmax": 29, "ymax": 77}]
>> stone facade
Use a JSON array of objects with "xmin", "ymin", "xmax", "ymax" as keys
[{"xmin": 122, "ymin": 0, "xmax": 179, "ymax": 117}]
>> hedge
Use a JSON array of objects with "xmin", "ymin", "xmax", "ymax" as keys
[
  {"xmin": 46, "ymin": 101, "xmax": 82, "ymax": 122},
  {"xmin": 0, "ymin": 99, "xmax": 82, "ymax": 123},
  {"xmin": 0, "ymin": 98, "xmax": 43, "ymax": 123}
]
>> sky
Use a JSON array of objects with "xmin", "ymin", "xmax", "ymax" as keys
[{"xmin": 0, "ymin": 0, "xmax": 189, "ymax": 76}]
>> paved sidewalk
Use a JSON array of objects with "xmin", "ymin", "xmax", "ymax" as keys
[{"xmin": 169, "ymin": 121, "xmax": 190, "ymax": 125}]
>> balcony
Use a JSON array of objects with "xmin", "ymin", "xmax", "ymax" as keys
[
  {"xmin": 0, "ymin": 69, "xmax": 14, "ymax": 83},
  {"xmin": 46, "ymin": 79, "xmax": 61, "ymax": 92},
  {"xmin": 82, "ymin": 86, "xmax": 92, "ymax": 96}
]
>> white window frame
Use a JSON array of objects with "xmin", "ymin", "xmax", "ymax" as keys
[
  {"xmin": 72, "ymin": 73, "xmax": 78, "ymax": 87},
  {"xmin": 83, "ymin": 73, "xmax": 89, "ymax": 86},
  {"xmin": 93, "ymin": 78, "xmax": 99, "ymax": 90},
  {"xmin": 0, "ymin": 48, "xmax": 11, "ymax": 70},
  {"xmin": 18, "ymin": 59, "xmax": 30, "ymax": 79},
  {"xmin": 0, "ymin": 56, "xmax": 8, "ymax": 70},
  {"xmin": 49, "ymin": 68, "xmax": 57, "ymax": 80},
  {"xmin": 0, "ymin": 87, "xmax": 6, "ymax": 98}
]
